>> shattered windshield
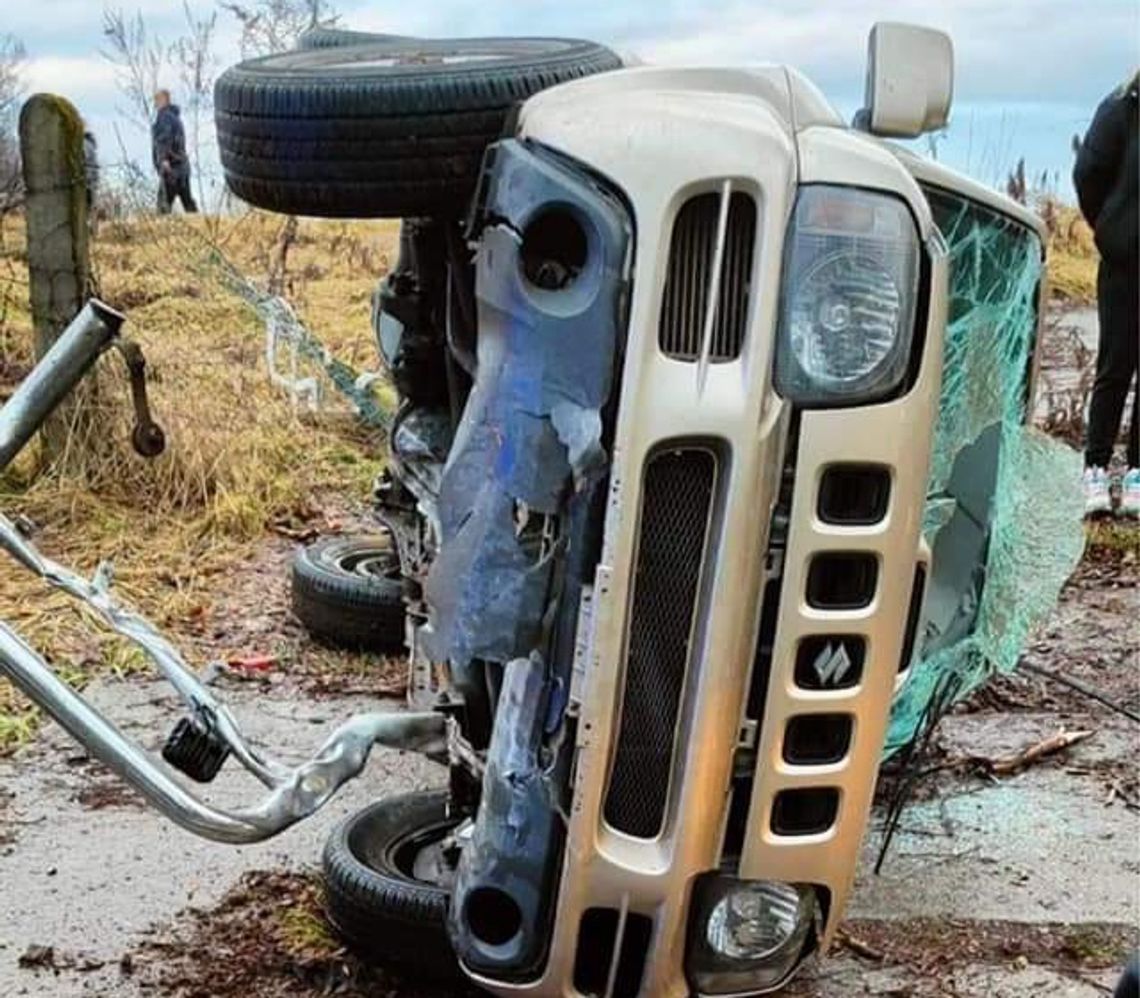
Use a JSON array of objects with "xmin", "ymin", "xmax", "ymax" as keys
[{"xmin": 886, "ymin": 188, "xmax": 1086, "ymax": 753}]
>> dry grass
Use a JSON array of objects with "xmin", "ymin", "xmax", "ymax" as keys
[
  {"xmin": 0, "ymin": 210, "xmax": 399, "ymax": 752},
  {"xmin": 1037, "ymin": 196, "xmax": 1098, "ymax": 303}
]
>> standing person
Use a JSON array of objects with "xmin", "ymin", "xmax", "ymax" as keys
[
  {"xmin": 1074, "ymin": 71, "xmax": 1138, "ymax": 517},
  {"xmin": 82, "ymin": 129, "xmax": 98, "ymax": 212},
  {"xmin": 151, "ymin": 89, "xmax": 198, "ymax": 215}
]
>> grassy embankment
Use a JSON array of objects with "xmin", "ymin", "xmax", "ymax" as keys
[{"xmin": 0, "ymin": 211, "xmax": 398, "ymax": 751}]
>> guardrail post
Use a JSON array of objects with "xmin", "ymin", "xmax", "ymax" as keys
[{"xmin": 18, "ymin": 93, "xmax": 93, "ymax": 466}]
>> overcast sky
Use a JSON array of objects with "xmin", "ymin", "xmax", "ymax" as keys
[{"xmin": 12, "ymin": 0, "xmax": 1139, "ymax": 204}]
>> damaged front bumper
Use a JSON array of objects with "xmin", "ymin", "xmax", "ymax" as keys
[{"xmin": 452, "ymin": 72, "xmax": 949, "ymax": 998}]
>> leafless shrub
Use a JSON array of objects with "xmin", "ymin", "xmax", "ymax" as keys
[
  {"xmin": 220, "ymin": 0, "xmax": 338, "ymax": 58},
  {"xmin": 1035, "ymin": 314, "xmax": 1095, "ymax": 447},
  {"xmin": 171, "ymin": 2, "xmax": 219, "ymax": 212},
  {"xmin": 1005, "ymin": 157, "xmax": 1027, "ymax": 205},
  {"xmin": 267, "ymin": 214, "xmax": 298, "ymax": 294},
  {"xmin": 101, "ymin": 9, "xmax": 165, "ymax": 135},
  {"xmin": 0, "ymin": 34, "xmax": 26, "ymax": 214}
]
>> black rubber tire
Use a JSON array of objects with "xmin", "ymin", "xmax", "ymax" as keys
[
  {"xmin": 323, "ymin": 790, "xmax": 462, "ymax": 979},
  {"xmin": 214, "ymin": 37, "xmax": 622, "ymax": 217},
  {"xmin": 296, "ymin": 26, "xmax": 411, "ymax": 50},
  {"xmin": 290, "ymin": 534, "xmax": 405, "ymax": 652}
]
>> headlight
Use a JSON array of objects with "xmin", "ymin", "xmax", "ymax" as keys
[
  {"xmin": 686, "ymin": 876, "xmax": 819, "ymax": 994},
  {"xmin": 774, "ymin": 186, "xmax": 920, "ymax": 406}
]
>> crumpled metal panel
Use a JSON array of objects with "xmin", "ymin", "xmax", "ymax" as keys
[
  {"xmin": 448, "ymin": 653, "xmax": 561, "ymax": 978},
  {"xmin": 886, "ymin": 189, "xmax": 1085, "ymax": 753},
  {"xmin": 423, "ymin": 139, "xmax": 631, "ymax": 668}
]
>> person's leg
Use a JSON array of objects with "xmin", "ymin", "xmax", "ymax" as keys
[
  {"xmin": 1115, "ymin": 952, "xmax": 1139, "ymax": 998},
  {"xmin": 1086, "ymin": 262, "xmax": 1138, "ymax": 468},
  {"xmin": 177, "ymin": 172, "xmax": 198, "ymax": 214},
  {"xmin": 1122, "ymin": 357, "xmax": 1140, "ymax": 516},
  {"xmin": 1127, "ymin": 382, "xmax": 1139, "ymax": 469},
  {"xmin": 156, "ymin": 175, "xmax": 173, "ymax": 214}
]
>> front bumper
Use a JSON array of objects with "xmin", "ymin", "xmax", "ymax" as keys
[{"xmin": 470, "ymin": 71, "xmax": 947, "ymax": 998}]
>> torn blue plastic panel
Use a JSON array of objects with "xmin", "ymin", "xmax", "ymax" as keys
[{"xmin": 424, "ymin": 137, "xmax": 631, "ymax": 670}]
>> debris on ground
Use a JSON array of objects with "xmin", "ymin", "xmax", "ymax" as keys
[
  {"xmin": 131, "ymin": 870, "xmax": 479, "ymax": 998},
  {"xmin": 833, "ymin": 918, "xmax": 1137, "ymax": 983},
  {"xmin": 18, "ymin": 944, "xmax": 57, "ymax": 970}
]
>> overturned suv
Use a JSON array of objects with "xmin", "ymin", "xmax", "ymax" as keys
[{"xmin": 0, "ymin": 21, "xmax": 1054, "ymax": 998}]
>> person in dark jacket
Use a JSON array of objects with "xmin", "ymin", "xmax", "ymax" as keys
[
  {"xmin": 151, "ymin": 89, "xmax": 198, "ymax": 215},
  {"xmin": 83, "ymin": 129, "xmax": 99, "ymax": 213},
  {"xmin": 1074, "ymin": 72, "xmax": 1138, "ymax": 517}
]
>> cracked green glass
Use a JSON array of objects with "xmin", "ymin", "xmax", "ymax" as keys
[{"xmin": 885, "ymin": 190, "xmax": 1086, "ymax": 754}]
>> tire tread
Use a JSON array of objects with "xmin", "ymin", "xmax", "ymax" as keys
[{"xmin": 214, "ymin": 37, "xmax": 621, "ymax": 217}]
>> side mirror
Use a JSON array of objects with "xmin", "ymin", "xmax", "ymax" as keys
[{"xmin": 859, "ymin": 22, "xmax": 953, "ymax": 138}]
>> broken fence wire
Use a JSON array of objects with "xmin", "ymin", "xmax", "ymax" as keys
[{"xmin": 204, "ymin": 248, "xmax": 392, "ymax": 431}]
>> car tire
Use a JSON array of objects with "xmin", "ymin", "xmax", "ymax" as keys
[
  {"xmin": 296, "ymin": 26, "xmax": 412, "ymax": 50},
  {"xmin": 214, "ymin": 36, "xmax": 621, "ymax": 218},
  {"xmin": 290, "ymin": 534, "xmax": 406, "ymax": 652},
  {"xmin": 322, "ymin": 790, "xmax": 463, "ymax": 979}
]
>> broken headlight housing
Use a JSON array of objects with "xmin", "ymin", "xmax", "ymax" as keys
[
  {"xmin": 774, "ymin": 186, "xmax": 920, "ymax": 406},
  {"xmin": 686, "ymin": 876, "xmax": 819, "ymax": 994}
]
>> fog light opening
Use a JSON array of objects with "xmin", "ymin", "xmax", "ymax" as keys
[{"xmin": 464, "ymin": 887, "xmax": 523, "ymax": 948}]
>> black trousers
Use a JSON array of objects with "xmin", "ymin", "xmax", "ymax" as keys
[
  {"xmin": 1086, "ymin": 260, "xmax": 1138, "ymax": 468},
  {"xmin": 157, "ymin": 171, "xmax": 198, "ymax": 215},
  {"xmin": 1116, "ymin": 953, "xmax": 1139, "ymax": 998}
]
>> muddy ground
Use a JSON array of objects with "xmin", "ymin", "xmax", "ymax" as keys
[{"xmin": 0, "ymin": 306, "xmax": 1136, "ymax": 998}]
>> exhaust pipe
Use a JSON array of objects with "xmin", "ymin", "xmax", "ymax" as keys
[{"xmin": 0, "ymin": 300, "xmax": 124, "ymax": 470}]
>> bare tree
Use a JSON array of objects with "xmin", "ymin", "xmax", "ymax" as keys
[
  {"xmin": 219, "ymin": 0, "xmax": 337, "ymax": 279},
  {"xmin": 925, "ymin": 126, "xmax": 948, "ymax": 163},
  {"xmin": 0, "ymin": 34, "xmax": 26, "ymax": 208},
  {"xmin": 220, "ymin": 0, "xmax": 337, "ymax": 58},
  {"xmin": 101, "ymin": 9, "xmax": 165, "ymax": 134},
  {"xmin": 171, "ymin": 1, "xmax": 218, "ymax": 209}
]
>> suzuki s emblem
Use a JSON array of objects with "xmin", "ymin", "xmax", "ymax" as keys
[{"xmin": 812, "ymin": 642, "xmax": 853, "ymax": 686}]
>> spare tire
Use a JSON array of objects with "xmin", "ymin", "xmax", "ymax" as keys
[
  {"xmin": 296, "ymin": 26, "xmax": 412, "ymax": 50},
  {"xmin": 215, "ymin": 37, "xmax": 622, "ymax": 218},
  {"xmin": 291, "ymin": 534, "xmax": 406, "ymax": 652}
]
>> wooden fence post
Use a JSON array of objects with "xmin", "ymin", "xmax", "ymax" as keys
[{"xmin": 18, "ymin": 93, "xmax": 92, "ymax": 465}]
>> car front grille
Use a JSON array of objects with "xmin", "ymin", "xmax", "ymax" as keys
[
  {"xmin": 658, "ymin": 189, "xmax": 756, "ymax": 363},
  {"xmin": 603, "ymin": 446, "xmax": 717, "ymax": 838}
]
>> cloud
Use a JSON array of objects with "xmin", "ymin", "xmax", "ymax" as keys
[
  {"xmin": 24, "ymin": 55, "xmax": 118, "ymax": 100},
  {"xmin": 618, "ymin": 0, "xmax": 1137, "ymax": 104},
  {"xmin": 23, "ymin": 56, "xmax": 122, "ymax": 129}
]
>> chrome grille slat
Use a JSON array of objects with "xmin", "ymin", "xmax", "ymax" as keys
[
  {"xmin": 658, "ymin": 188, "xmax": 757, "ymax": 363},
  {"xmin": 603, "ymin": 447, "xmax": 717, "ymax": 839}
]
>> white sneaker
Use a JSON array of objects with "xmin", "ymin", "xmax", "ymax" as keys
[
  {"xmin": 1084, "ymin": 466, "xmax": 1111, "ymax": 516},
  {"xmin": 1120, "ymin": 468, "xmax": 1140, "ymax": 518}
]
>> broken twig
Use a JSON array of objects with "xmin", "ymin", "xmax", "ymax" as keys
[
  {"xmin": 985, "ymin": 729, "xmax": 1094, "ymax": 776},
  {"xmin": 930, "ymin": 729, "xmax": 1096, "ymax": 779},
  {"xmin": 835, "ymin": 927, "xmax": 886, "ymax": 963},
  {"xmin": 1022, "ymin": 662, "xmax": 1140, "ymax": 724}
]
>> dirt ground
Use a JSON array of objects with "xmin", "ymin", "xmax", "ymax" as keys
[{"xmin": 0, "ymin": 308, "xmax": 1136, "ymax": 997}]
